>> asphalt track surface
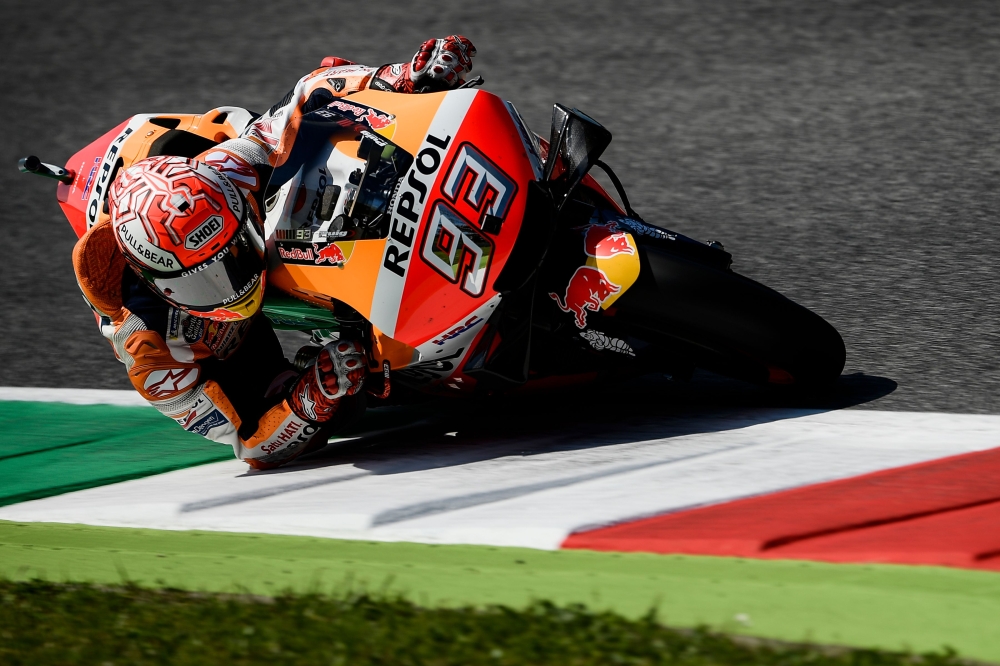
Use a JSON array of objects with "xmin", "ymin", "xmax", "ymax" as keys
[{"xmin": 3, "ymin": 0, "xmax": 1000, "ymax": 414}]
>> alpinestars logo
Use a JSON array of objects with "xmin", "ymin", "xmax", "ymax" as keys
[
  {"xmin": 144, "ymin": 367, "xmax": 198, "ymax": 397},
  {"xmin": 298, "ymin": 384, "xmax": 318, "ymax": 420}
]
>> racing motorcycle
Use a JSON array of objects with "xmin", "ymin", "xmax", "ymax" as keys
[{"xmin": 19, "ymin": 81, "xmax": 845, "ymax": 401}]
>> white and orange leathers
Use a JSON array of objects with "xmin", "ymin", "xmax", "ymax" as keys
[{"xmin": 72, "ymin": 60, "xmax": 419, "ymax": 469}]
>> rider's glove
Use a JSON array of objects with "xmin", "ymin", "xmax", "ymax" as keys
[
  {"xmin": 410, "ymin": 35, "xmax": 477, "ymax": 90},
  {"xmin": 288, "ymin": 340, "xmax": 366, "ymax": 423},
  {"xmin": 373, "ymin": 35, "xmax": 477, "ymax": 93}
]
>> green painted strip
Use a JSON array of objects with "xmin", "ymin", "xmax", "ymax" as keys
[
  {"xmin": 1, "ymin": 521, "xmax": 999, "ymax": 661},
  {"xmin": 0, "ymin": 399, "xmax": 429, "ymax": 508},
  {"xmin": 0, "ymin": 401, "xmax": 232, "ymax": 506}
]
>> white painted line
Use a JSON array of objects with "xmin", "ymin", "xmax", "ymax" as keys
[
  {"xmin": 2, "ymin": 409, "xmax": 998, "ymax": 550},
  {"xmin": 0, "ymin": 387, "xmax": 150, "ymax": 407}
]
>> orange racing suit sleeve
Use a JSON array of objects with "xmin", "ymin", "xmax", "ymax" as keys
[{"xmin": 73, "ymin": 220, "xmax": 328, "ymax": 469}]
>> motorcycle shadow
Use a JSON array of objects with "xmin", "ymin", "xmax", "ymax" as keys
[{"xmin": 265, "ymin": 371, "xmax": 897, "ymax": 478}]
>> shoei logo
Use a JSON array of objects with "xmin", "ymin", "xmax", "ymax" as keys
[{"xmin": 185, "ymin": 215, "xmax": 224, "ymax": 250}]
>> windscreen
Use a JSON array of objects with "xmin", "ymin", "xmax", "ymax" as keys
[
  {"xmin": 269, "ymin": 108, "xmax": 414, "ymax": 240},
  {"xmin": 349, "ymin": 131, "xmax": 414, "ymax": 232}
]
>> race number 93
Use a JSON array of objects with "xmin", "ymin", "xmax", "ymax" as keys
[{"xmin": 419, "ymin": 143, "xmax": 516, "ymax": 297}]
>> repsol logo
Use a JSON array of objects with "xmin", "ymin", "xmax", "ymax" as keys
[
  {"xmin": 185, "ymin": 215, "xmax": 223, "ymax": 250},
  {"xmin": 382, "ymin": 133, "xmax": 451, "ymax": 278},
  {"xmin": 87, "ymin": 126, "xmax": 133, "ymax": 227}
]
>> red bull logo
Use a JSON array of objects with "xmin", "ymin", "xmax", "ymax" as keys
[
  {"xmin": 313, "ymin": 242, "xmax": 346, "ymax": 266},
  {"xmin": 200, "ymin": 307, "xmax": 245, "ymax": 321},
  {"xmin": 548, "ymin": 266, "xmax": 621, "ymax": 329},
  {"xmin": 364, "ymin": 108, "xmax": 395, "ymax": 131},
  {"xmin": 583, "ymin": 223, "xmax": 635, "ymax": 259},
  {"xmin": 325, "ymin": 100, "xmax": 396, "ymax": 133}
]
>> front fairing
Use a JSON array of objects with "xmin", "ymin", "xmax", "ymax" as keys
[{"xmin": 263, "ymin": 89, "xmax": 539, "ymax": 377}]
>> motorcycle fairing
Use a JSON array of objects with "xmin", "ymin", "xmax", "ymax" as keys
[
  {"xmin": 57, "ymin": 108, "xmax": 255, "ymax": 239},
  {"xmin": 265, "ymin": 89, "xmax": 539, "ymax": 374}
]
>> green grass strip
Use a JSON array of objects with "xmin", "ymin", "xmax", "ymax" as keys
[
  {"xmin": 0, "ymin": 580, "xmax": 970, "ymax": 666},
  {"xmin": 2, "ymin": 521, "xmax": 999, "ymax": 661}
]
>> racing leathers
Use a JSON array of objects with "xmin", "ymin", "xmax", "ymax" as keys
[{"xmin": 72, "ymin": 37, "xmax": 477, "ymax": 469}]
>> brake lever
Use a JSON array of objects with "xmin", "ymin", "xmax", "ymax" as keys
[{"xmin": 458, "ymin": 75, "xmax": 484, "ymax": 89}]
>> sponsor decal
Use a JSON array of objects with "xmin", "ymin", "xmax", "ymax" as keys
[
  {"xmin": 582, "ymin": 223, "xmax": 636, "ymax": 259},
  {"xmin": 180, "ymin": 247, "xmax": 231, "ymax": 277},
  {"xmin": 313, "ymin": 242, "xmax": 346, "ymax": 266},
  {"xmin": 183, "ymin": 315, "xmax": 205, "ymax": 343},
  {"xmin": 80, "ymin": 156, "xmax": 101, "ymax": 200},
  {"xmin": 416, "ymin": 141, "xmax": 517, "ymax": 296},
  {"xmin": 275, "ymin": 241, "xmax": 349, "ymax": 266},
  {"xmin": 221, "ymin": 273, "xmax": 261, "ymax": 305},
  {"xmin": 118, "ymin": 218, "xmax": 180, "ymax": 270},
  {"xmin": 297, "ymin": 384, "xmax": 319, "ymax": 420},
  {"xmin": 187, "ymin": 409, "xmax": 229, "ymax": 436},
  {"xmin": 210, "ymin": 163, "xmax": 244, "ymax": 218},
  {"xmin": 276, "ymin": 243, "xmax": 314, "ymax": 262},
  {"xmin": 327, "ymin": 77, "xmax": 346, "ymax": 92},
  {"xmin": 144, "ymin": 367, "xmax": 198, "ymax": 397},
  {"xmin": 431, "ymin": 315, "xmax": 484, "ymax": 346},
  {"xmin": 259, "ymin": 420, "xmax": 318, "ymax": 457},
  {"xmin": 441, "ymin": 142, "xmax": 517, "ymax": 231},
  {"xmin": 314, "ymin": 100, "xmax": 396, "ymax": 133},
  {"xmin": 369, "ymin": 77, "xmax": 395, "ymax": 93},
  {"xmin": 202, "ymin": 319, "xmax": 250, "ymax": 357},
  {"xmin": 87, "ymin": 126, "xmax": 134, "ymax": 227},
  {"xmin": 369, "ymin": 91, "xmax": 478, "ymax": 337},
  {"xmin": 274, "ymin": 228, "xmax": 351, "ymax": 241},
  {"xmin": 579, "ymin": 329, "xmax": 636, "ymax": 356},
  {"xmin": 173, "ymin": 395, "xmax": 214, "ymax": 428},
  {"xmin": 420, "ymin": 201, "xmax": 493, "ymax": 296},
  {"xmin": 399, "ymin": 294, "xmax": 499, "ymax": 388},
  {"xmin": 322, "ymin": 65, "xmax": 372, "ymax": 77},
  {"xmin": 548, "ymin": 266, "xmax": 621, "ymax": 329},
  {"xmin": 184, "ymin": 215, "xmax": 224, "ymax": 250},
  {"xmin": 381, "ymin": 133, "xmax": 451, "ymax": 279},
  {"xmin": 166, "ymin": 307, "xmax": 182, "ymax": 340}
]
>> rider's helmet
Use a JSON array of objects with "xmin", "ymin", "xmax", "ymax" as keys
[{"xmin": 108, "ymin": 155, "xmax": 266, "ymax": 321}]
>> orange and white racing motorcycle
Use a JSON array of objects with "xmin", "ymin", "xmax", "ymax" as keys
[{"xmin": 21, "ymin": 85, "xmax": 845, "ymax": 399}]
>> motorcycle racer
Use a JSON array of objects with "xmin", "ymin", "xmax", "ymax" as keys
[{"xmin": 71, "ymin": 36, "xmax": 477, "ymax": 469}]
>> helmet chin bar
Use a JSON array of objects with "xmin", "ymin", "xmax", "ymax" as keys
[{"xmin": 189, "ymin": 275, "xmax": 266, "ymax": 322}]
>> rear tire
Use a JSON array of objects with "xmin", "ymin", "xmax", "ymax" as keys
[{"xmin": 613, "ymin": 244, "xmax": 845, "ymax": 386}]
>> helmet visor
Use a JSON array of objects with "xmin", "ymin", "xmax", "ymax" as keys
[{"xmin": 143, "ymin": 220, "xmax": 266, "ymax": 310}]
